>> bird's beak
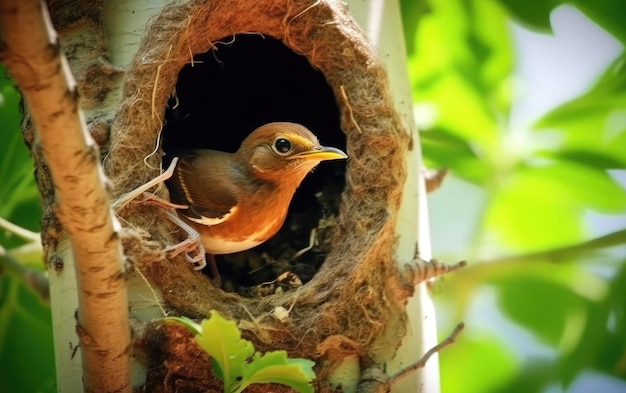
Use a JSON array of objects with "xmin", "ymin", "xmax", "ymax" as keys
[{"xmin": 290, "ymin": 146, "xmax": 348, "ymax": 161}]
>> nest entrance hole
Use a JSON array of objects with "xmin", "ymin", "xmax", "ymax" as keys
[{"xmin": 161, "ymin": 34, "xmax": 346, "ymax": 293}]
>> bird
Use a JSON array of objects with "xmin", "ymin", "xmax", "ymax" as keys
[{"xmin": 163, "ymin": 122, "xmax": 347, "ymax": 280}]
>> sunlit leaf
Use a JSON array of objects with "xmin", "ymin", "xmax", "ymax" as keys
[
  {"xmin": 587, "ymin": 53, "xmax": 626, "ymax": 95},
  {"xmin": 496, "ymin": 0, "xmax": 562, "ymax": 32},
  {"xmin": 399, "ymin": 0, "xmax": 431, "ymax": 55},
  {"xmin": 0, "ymin": 277, "xmax": 55, "ymax": 393},
  {"xmin": 169, "ymin": 312, "xmax": 254, "ymax": 390},
  {"xmin": 534, "ymin": 54, "xmax": 626, "ymax": 168},
  {"xmin": 415, "ymin": 74, "xmax": 499, "ymax": 149},
  {"xmin": 439, "ymin": 333, "xmax": 519, "ymax": 393},
  {"xmin": 560, "ymin": 261, "xmax": 626, "ymax": 385},
  {"xmin": 536, "ymin": 161, "xmax": 626, "ymax": 212},
  {"xmin": 496, "ymin": 276, "xmax": 589, "ymax": 347},
  {"xmin": 546, "ymin": 150, "xmax": 626, "ymax": 170},
  {"xmin": 409, "ymin": 0, "xmax": 513, "ymax": 157},
  {"xmin": 493, "ymin": 360, "xmax": 557, "ymax": 393},
  {"xmin": 420, "ymin": 128, "xmax": 492, "ymax": 183},
  {"xmin": 241, "ymin": 351, "xmax": 315, "ymax": 393},
  {"xmin": 0, "ymin": 74, "xmax": 41, "ymax": 252},
  {"xmin": 168, "ymin": 312, "xmax": 316, "ymax": 393},
  {"xmin": 484, "ymin": 165, "xmax": 584, "ymax": 250}
]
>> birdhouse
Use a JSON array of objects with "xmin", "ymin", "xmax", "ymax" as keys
[{"xmin": 104, "ymin": 0, "xmax": 432, "ymax": 391}]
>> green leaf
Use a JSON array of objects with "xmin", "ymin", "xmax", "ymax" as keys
[
  {"xmin": 409, "ymin": 0, "xmax": 513, "ymax": 162},
  {"xmin": 196, "ymin": 311, "xmax": 254, "ymax": 389},
  {"xmin": 484, "ymin": 164, "xmax": 584, "ymax": 250},
  {"xmin": 166, "ymin": 315, "xmax": 202, "ymax": 335},
  {"xmin": 492, "ymin": 359, "xmax": 557, "ymax": 393},
  {"xmin": 439, "ymin": 333, "xmax": 518, "ymax": 393},
  {"xmin": 485, "ymin": 159, "xmax": 626, "ymax": 251},
  {"xmin": 534, "ymin": 54, "xmax": 626, "ymax": 168},
  {"xmin": 548, "ymin": 150, "xmax": 626, "ymax": 169},
  {"xmin": 497, "ymin": 0, "xmax": 562, "ymax": 32},
  {"xmin": 0, "ymin": 72, "xmax": 41, "ymax": 253},
  {"xmin": 570, "ymin": 0, "xmax": 626, "ymax": 45},
  {"xmin": 559, "ymin": 261, "xmax": 626, "ymax": 385},
  {"xmin": 400, "ymin": 0, "xmax": 431, "ymax": 56},
  {"xmin": 239, "ymin": 351, "xmax": 315, "ymax": 393},
  {"xmin": 493, "ymin": 261, "xmax": 626, "ymax": 387},
  {"xmin": 495, "ymin": 276, "xmax": 590, "ymax": 346},
  {"xmin": 536, "ymin": 161, "xmax": 626, "ymax": 212},
  {"xmin": 167, "ymin": 311, "xmax": 316, "ymax": 393},
  {"xmin": 0, "ymin": 276, "xmax": 55, "ymax": 393},
  {"xmin": 420, "ymin": 128, "xmax": 492, "ymax": 183}
]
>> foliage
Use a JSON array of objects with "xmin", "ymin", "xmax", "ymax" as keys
[
  {"xmin": 0, "ymin": 67, "xmax": 54, "ymax": 392},
  {"xmin": 168, "ymin": 311, "xmax": 316, "ymax": 393},
  {"xmin": 401, "ymin": 0, "xmax": 626, "ymax": 392}
]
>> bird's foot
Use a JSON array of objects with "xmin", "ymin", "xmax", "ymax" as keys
[
  {"xmin": 206, "ymin": 254, "xmax": 222, "ymax": 287},
  {"xmin": 140, "ymin": 192, "xmax": 188, "ymax": 210},
  {"xmin": 112, "ymin": 157, "xmax": 180, "ymax": 212},
  {"xmin": 162, "ymin": 210, "xmax": 207, "ymax": 271},
  {"xmin": 108, "ymin": 158, "xmax": 211, "ymax": 273}
]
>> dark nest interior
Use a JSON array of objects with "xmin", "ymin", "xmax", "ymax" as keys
[{"xmin": 161, "ymin": 35, "xmax": 347, "ymax": 293}]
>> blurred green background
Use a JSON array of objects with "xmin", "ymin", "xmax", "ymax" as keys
[
  {"xmin": 1, "ymin": 0, "xmax": 625, "ymax": 392},
  {"xmin": 401, "ymin": 0, "xmax": 626, "ymax": 392}
]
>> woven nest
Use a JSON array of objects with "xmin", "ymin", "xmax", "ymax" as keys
[{"xmin": 105, "ymin": 0, "xmax": 414, "ymax": 390}]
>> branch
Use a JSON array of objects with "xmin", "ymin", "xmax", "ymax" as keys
[
  {"xmin": 389, "ymin": 322, "xmax": 465, "ymax": 385},
  {"xmin": 0, "ymin": 1, "xmax": 131, "ymax": 392},
  {"xmin": 0, "ymin": 245, "xmax": 49, "ymax": 300},
  {"xmin": 0, "ymin": 216, "xmax": 40, "ymax": 243},
  {"xmin": 481, "ymin": 228, "xmax": 626, "ymax": 265},
  {"xmin": 356, "ymin": 323, "xmax": 465, "ymax": 393}
]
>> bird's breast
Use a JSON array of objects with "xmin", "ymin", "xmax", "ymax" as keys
[
  {"xmin": 177, "ymin": 176, "xmax": 298, "ymax": 255},
  {"xmin": 193, "ymin": 214, "xmax": 282, "ymax": 254}
]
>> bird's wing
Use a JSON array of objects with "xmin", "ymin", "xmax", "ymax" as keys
[{"xmin": 165, "ymin": 150, "xmax": 238, "ymax": 225}]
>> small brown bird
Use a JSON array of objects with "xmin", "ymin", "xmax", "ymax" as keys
[{"xmin": 165, "ymin": 122, "xmax": 347, "ymax": 277}]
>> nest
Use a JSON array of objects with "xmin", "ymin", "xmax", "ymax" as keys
[{"xmin": 105, "ymin": 0, "xmax": 413, "ymax": 390}]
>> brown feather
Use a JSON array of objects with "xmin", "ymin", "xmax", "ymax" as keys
[{"xmin": 165, "ymin": 122, "xmax": 346, "ymax": 254}]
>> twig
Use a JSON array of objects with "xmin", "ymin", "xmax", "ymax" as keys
[
  {"xmin": 0, "ymin": 216, "xmax": 40, "ymax": 243},
  {"xmin": 389, "ymin": 322, "xmax": 465, "ymax": 386},
  {"xmin": 481, "ymin": 228, "xmax": 626, "ymax": 265},
  {"xmin": 339, "ymin": 85, "xmax": 363, "ymax": 134},
  {"xmin": 0, "ymin": 245, "xmax": 49, "ymax": 300}
]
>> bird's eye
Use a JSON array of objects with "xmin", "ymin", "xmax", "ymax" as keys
[{"xmin": 274, "ymin": 138, "xmax": 292, "ymax": 154}]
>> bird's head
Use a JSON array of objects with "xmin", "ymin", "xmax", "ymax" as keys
[{"xmin": 237, "ymin": 122, "xmax": 347, "ymax": 183}]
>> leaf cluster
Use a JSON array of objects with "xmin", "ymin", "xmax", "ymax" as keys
[
  {"xmin": 0, "ymin": 67, "xmax": 53, "ymax": 392},
  {"xmin": 168, "ymin": 311, "xmax": 316, "ymax": 393}
]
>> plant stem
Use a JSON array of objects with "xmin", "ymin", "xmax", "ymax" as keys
[
  {"xmin": 0, "ymin": 245, "xmax": 49, "ymax": 300},
  {"xmin": 0, "ymin": 216, "xmax": 40, "ymax": 242},
  {"xmin": 481, "ymin": 228, "xmax": 626, "ymax": 265}
]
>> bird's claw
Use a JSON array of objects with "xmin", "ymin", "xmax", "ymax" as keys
[
  {"xmin": 111, "ymin": 158, "xmax": 209, "ymax": 271},
  {"xmin": 162, "ymin": 211, "xmax": 207, "ymax": 270},
  {"xmin": 165, "ymin": 242, "xmax": 206, "ymax": 270}
]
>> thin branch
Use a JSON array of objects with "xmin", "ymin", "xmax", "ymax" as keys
[
  {"xmin": 389, "ymin": 322, "xmax": 465, "ymax": 386},
  {"xmin": 0, "ymin": 216, "xmax": 40, "ymax": 243},
  {"xmin": 0, "ymin": 1, "xmax": 131, "ymax": 392},
  {"xmin": 0, "ymin": 245, "xmax": 49, "ymax": 300},
  {"xmin": 481, "ymin": 228, "xmax": 626, "ymax": 265}
]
